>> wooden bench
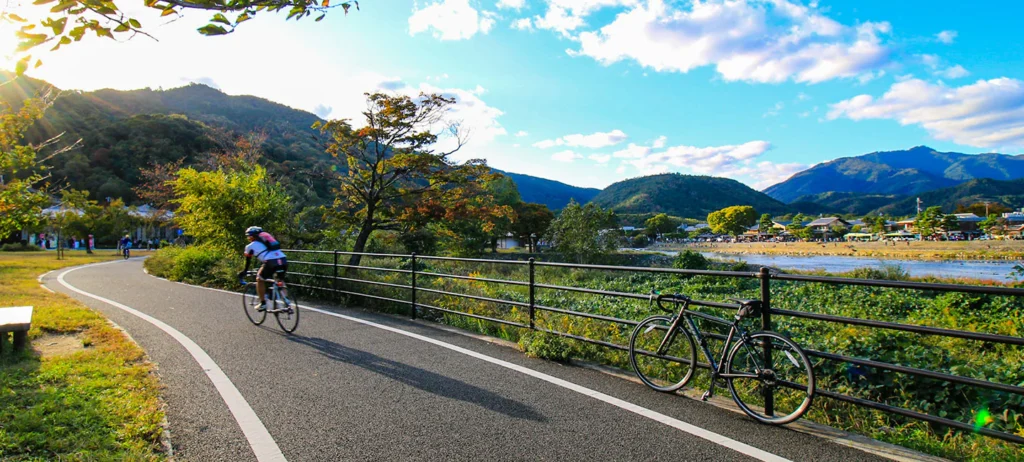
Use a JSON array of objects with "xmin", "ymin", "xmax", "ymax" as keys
[{"xmin": 0, "ymin": 306, "xmax": 33, "ymax": 354}]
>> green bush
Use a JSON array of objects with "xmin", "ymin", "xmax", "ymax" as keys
[
  {"xmin": 1, "ymin": 243, "xmax": 42, "ymax": 252},
  {"xmin": 630, "ymin": 235, "xmax": 650, "ymax": 248},
  {"xmin": 672, "ymin": 250, "xmax": 708, "ymax": 270},
  {"xmin": 144, "ymin": 245, "xmax": 241, "ymax": 288},
  {"xmin": 518, "ymin": 331, "xmax": 573, "ymax": 362},
  {"xmin": 846, "ymin": 263, "xmax": 910, "ymax": 281}
]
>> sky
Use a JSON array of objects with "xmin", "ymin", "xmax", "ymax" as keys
[{"xmin": 4, "ymin": 0, "xmax": 1024, "ymax": 190}]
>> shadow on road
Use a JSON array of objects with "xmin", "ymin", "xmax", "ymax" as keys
[{"xmin": 286, "ymin": 334, "xmax": 547, "ymax": 422}]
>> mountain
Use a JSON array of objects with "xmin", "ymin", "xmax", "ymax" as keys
[
  {"xmin": 497, "ymin": 170, "xmax": 600, "ymax": 210},
  {"xmin": 764, "ymin": 146, "xmax": 1024, "ymax": 203},
  {"xmin": 590, "ymin": 173, "xmax": 788, "ymax": 219},
  {"xmin": 869, "ymin": 178, "xmax": 1024, "ymax": 216},
  {"xmin": 792, "ymin": 191, "xmax": 907, "ymax": 216},
  {"xmin": 2, "ymin": 73, "xmax": 336, "ymax": 207}
]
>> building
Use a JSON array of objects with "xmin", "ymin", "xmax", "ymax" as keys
[
  {"xmin": 806, "ymin": 217, "xmax": 851, "ymax": 236},
  {"xmin": 496, "ymin": 233, "xmax": 520, "ymax": 249}
]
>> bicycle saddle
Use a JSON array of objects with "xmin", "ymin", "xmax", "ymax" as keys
[{"xmin": 727, "ymin": 298, "xmax": 762, "ymax": 318}]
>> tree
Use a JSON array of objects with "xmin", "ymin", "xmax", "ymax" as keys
[
  {"xmin": 315, "ymin": 92, "xmax": 495, "ymax": 266},
  {"xmin": 546, "ymin": 200, "xmax": 617, "ymax": 264},
  {"xmin": 939, "ymin": 213, "xmax": 959, "ymax": 235},
  {"xmin": 510, "ymin": 202, "xmax": 554, "ymax": 253},
  {"xmin": 707, "ymin": 205, "xmax": 757, "ymax": 236},
  {"xmin": 759, "ymin": 213, "xmax": 774, "ymax": 234},
  {"xmin": 171, "ymin": 163, "xmax": 291, "ymax": 250},
  {"xmin": 46, "ymin": 189, "xmax": 94, "ymax": 259},
  {"xmin": 915, "ymin": 206, "xmax": 944, "ymax": 237},
  {"xmin": 644, "ymin": 213, "xmax": 681, "ymax": 236},
  {"xmin": 0, "ymin": 94, "xmax": 70, "ymax": 239},
  {"xmin": 6, "ymin": 0, "xmax": 360, "ymax": 74},
  {"xmin": 956, "ymin": 202, "xmax": 1012, "ymax": 217},
  {"xmin": 870, "ymin": 216, "xmax": 887, "ymax": 234},
  {"xmin": 980, "ymin": 214, "xmax": 1005, "ymax": 236}
]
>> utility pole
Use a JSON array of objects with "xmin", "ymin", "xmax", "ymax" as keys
[{"xmin": 916, "ymin": 197, "xmax": 923, "ymax": 215}]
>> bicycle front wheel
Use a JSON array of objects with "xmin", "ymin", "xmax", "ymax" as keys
[
  {"xmin": 629, "ymin": 315, "xmax": 697, "ymax": 392},
  {"xmin": 275, "ymin": 291, "xmax": 300, "ymax": 334},
  {"xmin": 725, "ymin": 331, "xmax": 814, "ymax": 425},
  {"xmin": 242, "ymin": 283, "xmax": 266, "ymax": 326}
]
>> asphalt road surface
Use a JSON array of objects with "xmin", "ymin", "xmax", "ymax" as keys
[{"xmin": 44, "ymin": 258, "xmax": 890, "ymax": 462}]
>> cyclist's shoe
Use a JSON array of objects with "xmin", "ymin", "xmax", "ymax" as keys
[{"xmin": 256, "ymin": 301, "xmax": 267, "ymax": 312}]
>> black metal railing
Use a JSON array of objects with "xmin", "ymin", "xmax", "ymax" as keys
[{"xmin": 283, "ymin": 249, "xmax": 1024, "ymax": 445}]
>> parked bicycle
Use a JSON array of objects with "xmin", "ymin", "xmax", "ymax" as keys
[
  {"xmin": 628, "ymin": 292, "xmax": 815, "ymax": 425},
  {"xmin": 240, "ymin": 271, "xmax": 300, "ymax": 333}
]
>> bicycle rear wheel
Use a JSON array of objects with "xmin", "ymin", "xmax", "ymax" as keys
[
  {"xmin": 274, "ymin": 290, "xmax": 299, "ymax": 334},
  {"xmin": 725, "ymin": 331, "xmax": 814, "ymax": 425},
  {"xmin": 242, "ymin": 283, "xmax": 266, "ymax": 326},
  {"xmin": 629, "ymin": 315, "xmax": 697, "ymax": 392}
]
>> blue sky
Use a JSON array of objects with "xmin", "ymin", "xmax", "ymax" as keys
[{"xmin": 9, "ymin": 0, "xmax": 1024, "ymax": 190}]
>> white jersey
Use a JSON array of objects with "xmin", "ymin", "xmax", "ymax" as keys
[{"xmin": 244, "ymin": 241, "xmax": 286, "ymax": 263}]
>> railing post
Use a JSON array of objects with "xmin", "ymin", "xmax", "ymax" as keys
[
  {"xmin": 528, "ymin": 258, "xmax": 536, "ymax": 330},
  {"xmin": 410, "ymin": 253, "xmax": 417, "ymax": 320},
  {"xmin": 333, "ymin": 250, "xmax": 339, "ymax": 302},
  {"xmin": 759, "ymin": 266, "xmax": 774, "ymax": 417}
]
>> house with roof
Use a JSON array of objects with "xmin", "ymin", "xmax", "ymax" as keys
[
  {"xmin": 951, "ymin": 213, "xmax": 984, "ymax": 234},
  {"xmin": 806, "ymin": 217, "xmax": 851, "ymax": 237}
]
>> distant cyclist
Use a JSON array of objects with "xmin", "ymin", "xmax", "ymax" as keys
[
  {"xmin": 119, "ymin": 234, "xmax": 133, "ymax": 259},
  {"xmin": 238, "ymin": 226, "xmax": 287, "ymax": 311}
]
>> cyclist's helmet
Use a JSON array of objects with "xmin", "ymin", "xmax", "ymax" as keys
[{"xmin": 245, "ymin": 226, "xmax": 263, "ymax": 237}]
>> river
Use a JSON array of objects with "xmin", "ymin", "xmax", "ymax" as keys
[{"xmin": 662, "ymin": 251, "xmax": 1021, "ymax": 282}]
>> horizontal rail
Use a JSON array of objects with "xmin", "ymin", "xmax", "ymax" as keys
[
  {"xmin": 810, "ymin": 385, "xmax": 1024, "ymax": 445},
  {"xmin": 535, "ymin": 304, "xmax": 638, "ymax": 326},
  {"xmin": 417, "ymin": 271, "xmax": 530, "ymax": 287},
  {"xmin": 282, "ymin": 249, "xmax": 335, "ymax": 254},
  {"xmin": 331, "ymin": 276, "xmax": 411, "ymax": 291},
  {"xmin": 417, "ymin": 287, "xmax": 529, "ymax": 308},
  {"xmin": 535, "ymin": 261, "xmax": 758, "ymax": 278},
  {"xmin": 289, "ymin": 260, "xmax": 335, "ymax": 267},
  {"xmin": 333, "ymin": 251, "xmax": 412, "ymax": 258},
  {"xmin": 535, "ymin": 283, "xmax": 742, "ymax": 311},
  {"xmin": 773, "ymin": 308, "xmax": 1024, "ymax": 346},
  {"xmin": 334, "ymin": 263, "xmax": 412, "ymax": 274},
  {"xmin": 805, "ymin": 349, "xmax": 1024, "ymax": 396},
  {"xmin": 772, "ymin": 273, "xmax": 1024, "ymax": 296},
  {"xmin": 414, "ymin": 302, "xmax": 529, "ymax": 329},
  {"xmin": 417, "ymin": 255, "xmax": 529, "ymax": 265}
]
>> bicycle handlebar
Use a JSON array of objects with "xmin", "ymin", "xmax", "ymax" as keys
[{"xmin": 649, "ymin": 291, "xmax": 691, "ymax": 313}]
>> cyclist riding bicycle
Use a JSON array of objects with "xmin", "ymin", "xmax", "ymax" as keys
[
  {"xmin": 120, "ymin": 234, "xmax": 133, "ymax": 258},
  {"xmin": 237, "ymin": 226, "xmax": 287, "ymax": 311}
]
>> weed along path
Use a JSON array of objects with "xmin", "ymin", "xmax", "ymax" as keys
[{"xmin": 44, "ymin": 259, "xmax": 890, "ymax": 462}]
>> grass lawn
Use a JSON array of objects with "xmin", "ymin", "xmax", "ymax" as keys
[
  {"xmin": 0, "ymin": 251, "xmax": 166, "ymax": 460},
  {"xmin": 658, "ymin": 239, "xmax": 1024, "ymax": 260}
]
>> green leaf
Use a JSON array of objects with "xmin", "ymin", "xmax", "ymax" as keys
[
  {"xmin": 129, "ymin": 18, "xmax": 141, "ymax": 28},
  {"xmin": 161, "ymin": 7, "xmax": 176, "ymax": 16},
  {"xmin": 49, "ymin": 17, "xmax": 68, "ymax": 35},
  {"xmin": 211, "ymin": 13, "xmax": 230, "ymax": 25},
  {"xmin": 235, "ymin": 12, "xmax": 251, "ymax": 23},
  {"xmin": 32, "ymin": 0, "xmax": 57, "ymax": 4},
  {"xmin": 95, "ymin": 27, "xmax": 113, "ymax": 38},
  {"xmin": 15, "ymin": 55, "xmax": 30, "ymax": 75},
  {"xmin": 69, "ymin": 26, "xmax": 86, "ymax": 41},
  {"xmin": 114, "ymin": 23, "xmax": 130, "ymax": 32},
  {"xmin": 7, "ymin": 13, "xmax": 27, "ymax": 21},
  {"xmin": 197, "ymin": 24, "xmax": 228, "ymax": 35},
  {"xmin": 50, "ymin": 1, "xmax": 76, "ymax": 12},
  {"xmin": 315, "ymin": 13, "xmax": 325, "ymax": 21}
]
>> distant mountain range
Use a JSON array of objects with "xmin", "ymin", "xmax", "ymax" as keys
[
  {"xmin": 496, "ymin": 170, "xmax": 600, "ymax": 211},
  {"xmin": 590, "ymin": 173, "xmax": 789, "ymax": 218},
  {"xmin": 764, "ymin": 146, "xmax": 1024, "ymax": 203},
  {"xmin": 869, "ymin": 178, "xmax": 1024, "ymax": 216}
]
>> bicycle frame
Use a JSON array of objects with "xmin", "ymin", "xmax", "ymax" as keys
[{"xmin": 661, "ymin": 298, "xmax": 763, "ymax": 400}]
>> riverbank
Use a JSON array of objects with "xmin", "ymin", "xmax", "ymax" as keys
[{"xmin": 653, "ymin": 240, "xmax": 1024, "ymax": 261}]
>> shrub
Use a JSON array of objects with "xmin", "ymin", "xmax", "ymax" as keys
[
  {"xmin": 145, "ymin": 245, "xmax": 241, "ymax": 287},
  {"xmin": 672, "ymin": 250, "xmax": 708, "ymax": 270},
  {"xmin": 1, "ymin": 243, "xmax": 42, "ymax": 252},
  {"xmin": 518, "ymin": 331, "xmax": 573, "ymax": 362},
  {"xmin": 846, "ymin": 264, "xmax": 910, "ymax": 281},
  {"xmin": 630, "ymin": 235, "xmax": 650, "ymax": 248}
]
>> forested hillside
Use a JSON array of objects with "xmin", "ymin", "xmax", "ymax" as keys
[{"xmin": 591, "ymin": 173, "xmax": 788, "ymax": 219}]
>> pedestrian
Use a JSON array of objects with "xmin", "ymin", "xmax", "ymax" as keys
[{"xmin": 87, "ymin": 234, "xmax": 94, "ymax": 254}]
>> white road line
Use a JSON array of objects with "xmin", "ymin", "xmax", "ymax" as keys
[
  {"xmin": 55, "ymin": 261, "xmax": 286, "ymax": 462},
  {"xmin": 40, "ymin": 284, "xmax": 55, "ymax": 293},
  {"xmin": 158, "ymin": 268, "xmax": 789, "ymax": 462}
]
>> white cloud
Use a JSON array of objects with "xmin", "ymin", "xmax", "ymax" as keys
[
  {"xmin": 797, "ymin": 92, "xmax": 811, "ymax": 101},
  {"xmin": 919, "ymin": 54, "xmax": 941, "ymax": 69},
  {"xmin": 616, "ymin": 139, "xmax": 804, "ymax": 189},
  {"xmin": 533, "ymin": 0, "xmax": 638, "ymax": 35},
  {"xmin": 512, "ymin": 18, "xmax": 534, "ymax": 30},
  {"xmin": 651, "ymin": 135, "xmax": 667, "ymax": 148},
  {"xmin": 571, "ymin": 0, "xmax": 892, "ymax": 84},
  {"xmin": 936, "ymin": 30, "xmax": 957, "ymax": 44},
  {"xmin": 534, "ymin": 129, "xmax": 628, "ymax": 148},
  {"xmin": 828, "ymin": 77, "xmax": 1024, "ymax": 149},
  {"xmin": 588, "ymin": 153, "xmax": 612, "ymax": 163},
  {"xmin": 936, "ymin": 65, "xmax": 969, "ymax": 79},
  {"xmin": 497, "ymin": 0, "xmax": 526, "ymax": 9},
  {"xmin": 552, "ymin": 150, "xmax": 584, "ymax": 162},
  {"xmin": 515, "ymin": 130, "xmax": 529, "ymax": 137},
  {"xmin": 613, "ymin": 143, "xmax": 651, "ymax": 158},
  {"xmin": 409, "ymin": 0, "xmax": 497, "ymax": 40},
  {"xmin": 763, "ymin": 101, "xmax": 784, "ymax": 117}
]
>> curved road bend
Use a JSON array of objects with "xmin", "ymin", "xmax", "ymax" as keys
[{"xmin": 44, "ymin": 259, "xmax": 887, "ymax": 462}]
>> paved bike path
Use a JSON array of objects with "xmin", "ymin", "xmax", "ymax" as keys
[{"xmin": 45, "ymin": 259, "xmax": 888, "ymax": 462}]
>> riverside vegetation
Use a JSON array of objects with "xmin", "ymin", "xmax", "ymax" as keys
[
  {"xmin": 146, "ymin": 244, "xmax": 1024, "ymax": 461},
  {"xmin": 0, "ymin": 252, "xmax": 165, "ymax": 460}
]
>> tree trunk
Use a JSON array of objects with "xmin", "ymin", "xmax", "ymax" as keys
[{"xmin": 348, "ymin": 219, "xmax": 375, "ymax": 270}]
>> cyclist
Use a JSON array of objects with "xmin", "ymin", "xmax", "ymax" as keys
[
  {"xmin": 238, "ymin": 226, "xmax": 287, "ymax": 311},
  {"xmin": 120, "ymin": 234, "xmax": 133, "ymax": 258}
]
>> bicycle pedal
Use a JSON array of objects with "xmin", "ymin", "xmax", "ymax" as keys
[{"xmin": 700, "ymin": 391, "xmax": 711, "ymax": 401}]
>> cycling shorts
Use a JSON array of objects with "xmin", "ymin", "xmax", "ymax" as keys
[{"xmin": 258, "ymin": 257, "xmax": 288, "ymax": 280}]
